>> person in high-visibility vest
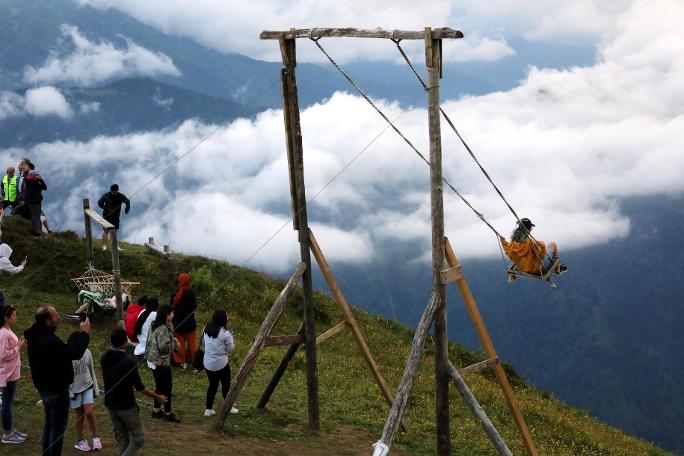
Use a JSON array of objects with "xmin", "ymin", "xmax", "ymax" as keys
[{"xmin": 0, "ymin": 167, "xmax": 19, "ymax": 226}]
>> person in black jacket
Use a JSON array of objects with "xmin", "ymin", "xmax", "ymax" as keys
[
  {"xmin": 170, "ymin": 273, "xmax": 197, "ymax": 369},
  {"xmin": 101, "ymin": 328, "xmax": 167, "ymax": 456},
  {"xmin": 22, "ymin": 163, "xmax": 47, "ymax": 236},
  {"xmin": 24, "ymin": 306, "xmax": 90, "ymax": 456},
  {"xmin": 98, "ymin": 184, "xmax": 130, "ymax": 251}
]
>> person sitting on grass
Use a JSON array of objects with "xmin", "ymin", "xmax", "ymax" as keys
[
  {"xmin": 500, "ymin": 217, "xmax": 567, "ymax": 276},
  {"xmin": 102, "ymin": 328, "xmax": 167, "ymax": 456},
  {"xmin": 0, "ymin": 244, "xmax": 26, "ymax": 275}
]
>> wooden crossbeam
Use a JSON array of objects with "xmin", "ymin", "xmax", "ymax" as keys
[
  {"xmin": 213, "ymin": 262, "xmax": 306, "ymax": 430},
  {"xmin": 458, "ymin": 357, "xmax": 499, "ymax": 378},
  {"xmin": 440, "ymin": 265, "xmax": 463, "ymax": 284},
  {"xmin": 84, "ymin": 208, "xmax": 114, "ymax": 229},
  {"xmin": 260, "ymin": 27, "xmax": 463, "ymax": 40},
  {"xmin": 265, "ymin": 334, "xmax": 306, "ymax": 347},
  {"xmin": 316, "ymin": 320, "xmax": 347, "ymax": 345}
]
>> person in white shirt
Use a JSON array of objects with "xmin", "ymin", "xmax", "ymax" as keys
[
  {"xmin": 133, "ymin": 297, "xmax": 159, "ymax": 358},
  {"xmin": 0, "ymin": 244, "xmax": 26, "ymax": 275},
  {"xmin": 201, "ymin": 309, "xmax": 236, "ymax": 417}
]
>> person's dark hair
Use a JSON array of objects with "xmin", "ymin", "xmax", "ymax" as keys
[
  {"xmin": 205, "ymin": 309, "xmax": 228, "ymax": 339},
  {"xmin": 35, "ymin": 306, "xmax": 53, "ymax": 327},
  {"xmin": 28, "ymin": 162, "xmax": 35, "ymax": 170},
  {"xmin": 134, "ymin": 296, "xmax": 160, "ymax": 337},
  {"xmin": 151, "ymin": 304, "xmax": 172, "ymax": 332},
  {"xmin": 110, "ymin": 184, "xmax": 119, "ymax": 192},
  {"xmin": 511, "ymin": 218, "xmax": 534, "ymax": 242},
  {"xmin": 110, "ymin": 327, "xmax": 128, "ymax": 347},
  {"xmin": 2, "ymin": 304, "xmax": 16, "ymax": 325}
]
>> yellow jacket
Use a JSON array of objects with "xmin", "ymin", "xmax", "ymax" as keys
[{"xmin": 501, "ymin": 237, "xmax": 546, "ymax": 275}]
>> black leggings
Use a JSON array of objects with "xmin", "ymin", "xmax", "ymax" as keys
[
  {"xmin": 152, "ymin": 365, "xmax": 172, "ymax": 413},
  {"xmin": 205, "ymin": 363, "xmax": 231, "ymax": 409}
]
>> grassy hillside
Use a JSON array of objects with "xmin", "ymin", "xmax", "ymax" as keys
[{"xmin": 0, "ymin": 217, "xmax": 669, "ymax": 455}]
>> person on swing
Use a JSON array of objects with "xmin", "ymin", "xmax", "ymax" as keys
[{"xmin": 500, "ymin": 218, "xmax": 567, "ymax": 276}]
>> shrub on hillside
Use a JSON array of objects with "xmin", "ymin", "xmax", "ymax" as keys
[{"xmin": 190, "ymin": 265, "xmax": 216, "ymax": 302}]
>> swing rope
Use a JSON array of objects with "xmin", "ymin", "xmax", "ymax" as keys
[{"xmin": 310, "ymin": 36, "xmax": 504, "ymax": 239}]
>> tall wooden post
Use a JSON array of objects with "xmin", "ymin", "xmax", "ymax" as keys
[
  {"xmin": 280, "ymin": 36, "xmax": 320, "ymax": 430},
  {"xmin": 109, "ymin": 228, "xmax": 124, "ymax": 328},
  {"xmin": 83, "ymin": 198, "xmax": 94, "ymax": 265},
  {"xmin": 426, "ymin": 28, "xmax": 451, "ymax": 455}
]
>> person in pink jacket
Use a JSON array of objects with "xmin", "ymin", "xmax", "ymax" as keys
[{"xmin": 0, "ymin": 305, "xmax": 28, "ymax": 444}]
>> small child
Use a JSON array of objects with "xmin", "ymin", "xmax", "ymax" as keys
[{"xmin": 69, "ymin": 337, "xmax": 102, "ymax": 452}]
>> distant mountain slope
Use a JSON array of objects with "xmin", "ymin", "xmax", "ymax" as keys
[
  {"xmin": 322, "ymin": 193, "xmax": 684, "ymax": 454},
  {"xmin": 0, "ymin": 77, "xmax": 259, "ymax": 147}
]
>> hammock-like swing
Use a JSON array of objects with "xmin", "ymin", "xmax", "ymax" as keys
[{"xmin": 69, "ymin": 265, "xmax": 139, "ymax": 318}]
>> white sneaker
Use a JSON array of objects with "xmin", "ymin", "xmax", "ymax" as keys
[
  {"xmin": 204, "ymin": 409, "xmax": 216, "ymax": 417},
  {"xmin": 92, "ymin": 436, "xmax": 102, "ymax": 450},
  {"xmin": 229, "ymin": 407, "xmax": 239, "ymax": 414},
  {"xmin": 102, "ymin": 245, "xmax": 107, "ymax": 251},
  {"xmin": 74, "ymin": 439, "xmax": 91, "ymax": 452},
  {"xmin": 117, "ymin": 246, "xmax": 123, "ymax": 252}
]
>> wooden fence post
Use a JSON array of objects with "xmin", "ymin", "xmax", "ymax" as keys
[{"xmin": 83, "ymin": 198, "xmax": 93, "ymax": 264}]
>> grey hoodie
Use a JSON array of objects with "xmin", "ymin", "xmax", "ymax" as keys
[{"xmin": 70, "ymin": 348, "xmax": 99, "ymax": 397}]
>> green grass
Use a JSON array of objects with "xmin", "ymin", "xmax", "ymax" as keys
[{"xmin": 0, "ymin": 217, "xmax": 671, "ymax": 455}]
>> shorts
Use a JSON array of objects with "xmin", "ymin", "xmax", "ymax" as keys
[
  {"xmin": 104, "ymin": 217, "xmax": 120, "ymax": 230},
  {"xmin": 70, "ymin": 387, "xmax": 95, "ymax": 409}
]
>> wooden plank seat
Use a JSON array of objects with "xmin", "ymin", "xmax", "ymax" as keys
[{"xmin": 506, "ymin": 258, "xmax": 560, "ymax": 289}]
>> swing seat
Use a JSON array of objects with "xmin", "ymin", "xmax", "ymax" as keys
[{"xmin": 506, "ymin": 258, "xmax": 560, "ymax": 289}]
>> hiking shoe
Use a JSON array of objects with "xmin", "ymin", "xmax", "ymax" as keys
[
  {"xmin": 204, "ymin": 409, "xmax": 216, "ymax": 417},
  {"xmin": 555, "ymin": 263, "xmax": 568, "ymax": 276},
  {"xmin": 74, "ymin": 439, "xmax": 91, "ymax": 452},
  {"xmin": 229, "ymin": 407, "xmax": 239, "ymax": 415},
  {"xmin": 2, "ymin": 432, "xmax": 25, "ymax": 444},
  {"xmin": 92, "ymin": 436, "xmax": 102, "ymax": 450},
  {"xmin": 151, "ymin": 410, "xmax": 164, "ymax": 419},
  {"xmin": 163, "ymin": 412, "xmax": 181, "ymax": 423}
]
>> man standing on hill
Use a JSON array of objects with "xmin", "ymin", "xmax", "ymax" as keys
[
  {"xmin": 0, "ymin": 166, "xmax": 19, "ymax": 225},
  {"xmin": 24, "ymin": 306, "xmax": 90, "ymax": 456},
  {"xmin": 101, "ymin": 328, "xmax": 167, "ymax": 456},
  {"xmin": 22, "ymin": 163, "xmax": 48, "ymax": 237},
  {"xmin": 98, "ymin": 184, "xmax": 130, "ymax": 251}
]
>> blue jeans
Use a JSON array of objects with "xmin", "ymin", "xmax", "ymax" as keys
[
  {"xmin": 544, "ymin": 248, "xmax": 559, "ymax": 270},
  {"xmin": 1, "ymin": 380, "xmax": 17, "ymax": 433},
  {"xmin": 39, "ymin": 388, "xmax": 70, "ymax": 456}
]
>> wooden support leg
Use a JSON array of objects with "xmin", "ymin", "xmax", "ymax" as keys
[
  {"xmin": 374, "ymin": 292, "xmax": 439, "ymax": 452},
  {"xmin": 256, "ymin": 323, "xmax": 305, "ymax": 409},
  {"xmin": 445, "ymin": 237, "xmax": 538, "ymax": 456},
  {"xmin": 213, "ymin": 262, "xmax": 306, "ymax": 430},
  {"xmin": 447, "ymin": 360, "xmax": 513, "ymax": 456},
  {"xmin": 308, "ymin": 230, "xmax": 398, "ymax": 409}
]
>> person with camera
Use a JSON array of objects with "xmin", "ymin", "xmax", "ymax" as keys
[{"xmin": 24, "ymin": 306, "xmax": 90, "ymax": 456}]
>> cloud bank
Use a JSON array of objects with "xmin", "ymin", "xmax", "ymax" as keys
[
  {"xmin": 24, "ymin": 24, "xmax": 181, "ymax": 87},
  {"xmin": 0, "ymin": 86, "xmax": 73, "ymax": 120},
  {"xmin": 3, "ymin": 0, "xmax": 681, "ymax": 274}
]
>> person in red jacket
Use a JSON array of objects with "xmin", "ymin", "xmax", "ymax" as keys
[{"xmin": 124, "ymin": 296, "xmax": 148, "ymax": 343}]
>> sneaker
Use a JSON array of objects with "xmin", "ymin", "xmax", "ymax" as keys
[
  {"xmin": 12, "ymin": 430, "xmax": 27, "ymax": 439},
  {"xmin": 151, "ymin": 410, "xmax": 164, "ymax": 419},
  {"xmin": 180, "ymin": 363, "xmax": 187, "ymax": 370},
  {"xmin": 66, "ymin": 313, "xmax": 81, "ymax": 321},
  {"xmin": 117, "ymin": 247, "xmax": 123, "ymax": 252},
  {"xmin": 74, "ymin": 439, "xmax": 91, "ymax": 452},
  {"xmin": 229, "ymin": 407, "xmax": 239, "ymax": 415},
  {"xmin": 555, "ymin": 263, "xmax": 568, "ymax": 276},
  {"xmin": 92, "ymin": 436, "xmax": 102, "ymax": 450},
  {"xmin": 163, "ymin": 412, "xmax": 181, "ymax": 423},
  {"xmin": 203, "ymin": 409, "xmax": 216, "ymax": 417},
  {"xmin": 2, "ymin": 432, "xmax": 25, "ymax": 444},
  {"xmin": 102, "ymin": 245, "xmax": 107, "ymax": 251}
]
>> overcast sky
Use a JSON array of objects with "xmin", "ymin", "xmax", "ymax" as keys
[{"xmin": 3, "ymin": 0, "xmax": 683, "ymax": 274}]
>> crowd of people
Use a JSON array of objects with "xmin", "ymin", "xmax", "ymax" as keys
[
  {"xmin": 0, "ymin": 274, "xmax": 237, "ymax": 455},
  {"xmin": 1, "ymin": 158, "xmax": 51, "ymax": 237}
]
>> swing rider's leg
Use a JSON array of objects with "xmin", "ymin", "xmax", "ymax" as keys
[{"xmin": 544, "ymin": 242, "xmax": 568, "ymax": 276}]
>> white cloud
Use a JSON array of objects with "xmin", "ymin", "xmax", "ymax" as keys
[
  {"xmin": 24, "ymin": 24, "xmax": 181, "ymax": 87},
  {"xmin": 78, "ymin": 0, "xmax": 515, "ymax": 63},
  {"xmin": 4, "ymin": 0, "xmax": 681, "ymax": 273},
  {"xmin": 23, "ymin": 86, "xmax": 73, "ymax": 119},
  {"xmin": 0, "ymin": 92, "xmax": 25, "ymax": 120},
  {"xmin": 79, "ymin": 101, "xmax": 101, "ymax": 114}
]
